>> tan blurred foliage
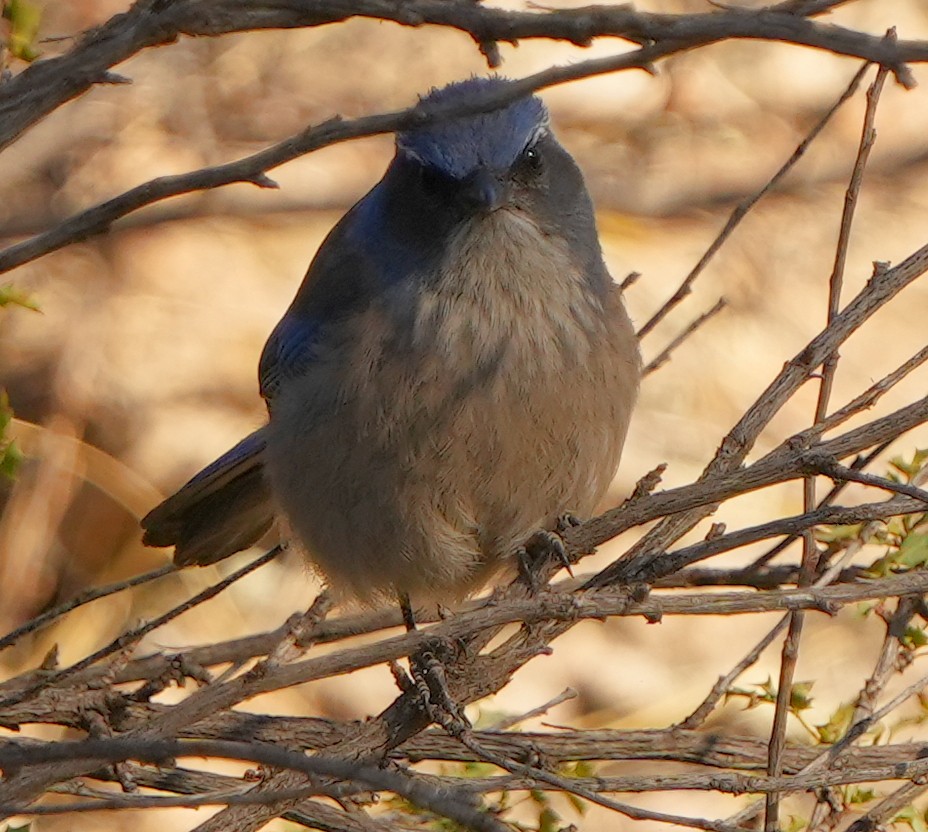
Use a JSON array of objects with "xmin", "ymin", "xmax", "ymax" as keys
[{"xmin": 2, "ymin": 1, "xmax": 928, "ymax": 829}]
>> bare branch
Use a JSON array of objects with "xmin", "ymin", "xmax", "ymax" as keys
[
  {"xmin": 768, "ymin": 57, "xmax": 890, "ymax": 827},
  {"xmin": 582, "ymin": 236, "xmax": 928, "ymax": 586},
  {"xmin": 2, "ymin": 1, "xmax": 926, "ymax": 154},
  {"xmin": 0, "ymin": 547, "xmax": 283, "ymax": 710},
  {"xmin": 2, "ymin": 5, "xmax": 928, "ymax": 831},
  {"xmin": 0, "ymin": 737, "xmax": 509, "ymax": 832},
  {"xmin": 637, "ymin": 61, "xmax": 869, "ymax": 341},
  {"xmin": 642, "ymin": 298, "xmax": 727, "ymax": 376},
  {"xmin": 0, "ymin": 563, "xmax": 177, "ymax": 652}
]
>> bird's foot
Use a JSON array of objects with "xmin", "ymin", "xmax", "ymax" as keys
[
  {"xmin": 518, "ymin": 515, "xmax": 582, "ymax": 592},
  {"xmin": 555, "ymin": 512, "xmax": 584, "ymax": 535},
  {"xmin": 409, "ymin": 636, "xmax": 471, "ymax": 737}
]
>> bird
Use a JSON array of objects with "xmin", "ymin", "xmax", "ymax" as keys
[{"xmin": 141, "ymin": 76, "xmax": 641, "ymax": 620}]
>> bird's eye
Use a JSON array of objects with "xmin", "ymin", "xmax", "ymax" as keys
[{"xmin": 519, "ymin": 144, "xmax": 543, "ymax": 174}]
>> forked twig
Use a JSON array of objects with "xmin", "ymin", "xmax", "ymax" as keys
[
  {"xmin": 0, "ymin": 547, "xmax": 283, "ymax": 711},
  {"xmin": 765, "ymin": 54, "xmax": 890, "ymax": 830},
  {"xmin": 636, "ymin": 61, "xmax": 870, "ymax": 341}
]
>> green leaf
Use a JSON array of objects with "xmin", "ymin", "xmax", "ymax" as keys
[
  {"xmin": 2, "ymin": 0, "xmax": 42, "ymax": 61},
  {"xmin": 890, "ymin": 449, "xmax": 928, "ymax": 481},
  {"xmin": 789, "ymin": 680, "xmax": 814, "ymax": 712},
  {"xmin": 558, "ymin": 761, "xmax": 592, "ymax": 816},
  {"xmin": 571, "ymin": 761, "xmax": 594, "ymax": 779},
  {"xmin": 0, "ymin": 389, "xmax": 10, "ymax": 433},
  {"xmin": 458, "ymin": 761, "xmax": 497, "ymax": 778},
  {"xmin": 817, "ymin": 701, "xmax": 854, "ymax": 744},
  {"xmin": 869, "ymin": 529, "xmax": 928, "ymax": 577},
  {"xmin": 0, "ymin": 440, "xmax": 22, "ymax": 479},
  {"xmin": 845, "ymin": 785, "xmax": 876, "ymax": 805},
  {"xmin": 783, "ymin": 815, "xmax": 806, "ymax": 832},
  {"xmin": 537, "ymin": 807, "xmax": 561, "ymax": 832},
  {"xmin": 814, "ymin": 523, "xmax": 864, "ymax": 543},
  {"xmin": 565, "ymin": 791, "xmax": 587, "ymax": 816},
  {"xmin": 896, "ymin": 533, "xmax": 928, "ymax": 569},
  {"xmin": 758, "ymin": 676, "xmax": 777, "ymax": 701},
  {"xmin": 864, "ymin": 553, "xmax": 894, "ymax": 578},
  {"xmin": 893, "ymin": 806, "xmax": 928, "ymax": 832},
  {"xmin": 528, "ymin": 789, "xmax": 548, "ymax": 807},
  {"xmin": 0, "ymin": 283, "xmax": 40, "ymax": 311},
  {"xmin": 0, "ymin": 390, "xmax": 22, "ymax": 481},
  {"xmin": 903, "ymin": 625, "xmax": 928, "ymax": 649}
]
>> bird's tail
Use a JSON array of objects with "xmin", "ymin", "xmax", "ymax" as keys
[{"xmin": 141, "ymin": 428, "xmax": 275, "ymax": 566}]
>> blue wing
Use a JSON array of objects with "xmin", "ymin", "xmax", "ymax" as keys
[
  {"xmin": 142, "ymin": 429, "xmax": 273, "ymax": 565},
  {"xmin": 143, "ymin": 178, "xmax": 417, "ymax": 565},
  {"xmin": 257, "ymin": 187, "xmax": 392, "ymax": 408},
  {"xmin": 259, "ymin": 313, "xmax": 319, "ymax": 406}
]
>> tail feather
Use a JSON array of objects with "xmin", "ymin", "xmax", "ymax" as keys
[{"xmin": 142, "ymin": 429, "xmax": 275, "ymax": 566}]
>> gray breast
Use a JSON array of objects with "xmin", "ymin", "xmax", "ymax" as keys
[{"xmin": 264, "ymin": 209, "xmax": 640, "ymax": 605}]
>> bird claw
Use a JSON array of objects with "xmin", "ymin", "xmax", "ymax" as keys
[
  {"xmin": 518, "ymin": 522, "xmax": 579, "ymax": 592},
  {"xmin": 409, "ymin": 637, "xmax": 470, "ymax": 737},
  {"xmin": 556, "ymin": 512, "xmax": 583, "ymax": 534}
]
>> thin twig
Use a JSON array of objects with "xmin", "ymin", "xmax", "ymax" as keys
[
  {"xmin": 846, "ymin": 781, "xmax": 928, "ymax": 831},
  {"xmin": 749, "ymin": 442, "xmax": 894, "ymax": 569},
  {"xmin": 0, "ymin": 547, "xmax": 283, "ymax": 711},
  {"xmin": 0, "ymin": 737, "xmax": 509, "ymax": 832},
  {"xmin": 1, "ymin": 1, "xmax": 924, "ymax": 153},
  {"xmin": 458, "ymin": 731, "xmax": 743, "ymax": 832},
  {"xmin": 748, "ymin": 341, "xmax": 928, "ymax": 568},
  {"xmin": 766, "ymin": 54, "xmax": 889, "ymax": 829},
  {"xmin": 642, "ymin": 298, "xmax": 726, "ymax": 376},
  {"xmin": 636, "ymin": 61, "xmax": 869, "ymax": 341},
  {"xmin": 739, "ymin": 613, "xmax": 928, "ymax": 826},
  {"xmin": 0, "ymin": 563, "xmax": 177, "ymax": 652},
  {"xmin": 809, "ymin": 591, "xmax": 920, "ymax": 830},
  {"xmin": 488, "ymin": 688, "xmax": 577, "ymax": 731},
  {"xmin": 808, "ymin": 455, "xmax": 928, "ymax": 504},
  {"xmin": 581, "ymin": 167, "xmax": 928, "ymax": 589},
  {"xmin": 678, "ymin": 615, "xmax": 790, "ymax": 730},
  {"xmin": 677, "ymin": 515, "xmax": 882, "ymax": 731},
  {"xmin": 820, "ymin": 343, "xmax": 928, "ymax": 435}
]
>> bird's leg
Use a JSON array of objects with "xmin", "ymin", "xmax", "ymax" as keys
[
  {"xmin": 397, "ymin": 593, "xmax": 470, "ymax": 737},
  {"xmin": 410, "ymin": 637, "xmax": 470, "ymax": 737},
  {"xmin": 388, "ymin": 592, "xmax": 419, "ymax": 691},
  {"xmin": 518, "ymin": 513, "xmax": 583, "ymax": 592},
  {"xmin": 399, "ymin": 592, "xmax": 418, "ymax": 632}
]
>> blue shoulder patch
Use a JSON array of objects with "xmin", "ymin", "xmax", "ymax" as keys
[
  {"xmin": 397, "ymin": 77, "xmax": 548, "ymax": 180},
  {"xmin": 259, "ymin": 313, "xmax": 319, "ymax": 404}
]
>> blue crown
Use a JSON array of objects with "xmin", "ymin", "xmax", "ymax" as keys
[{"xmin": 397, "ymin": 77, "xmax": 548, "ymax": 180}]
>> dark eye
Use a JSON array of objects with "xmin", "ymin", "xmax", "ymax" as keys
[{"xmin": 519, "ymin": 144, "xmax": 543, "ymax": 174}]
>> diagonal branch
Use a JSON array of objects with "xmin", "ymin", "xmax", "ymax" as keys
[
  {"xmin": 581, "ymin": 236, "xmax": 928, "ymax": 587},
  {"xmin": 1, "ymin": 0, "xmax": 925, "ymax": 153}
]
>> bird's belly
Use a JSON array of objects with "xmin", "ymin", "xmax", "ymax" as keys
[{"xmin": 263, "ymin": 311, "xmax": 634, "ymax": 605}]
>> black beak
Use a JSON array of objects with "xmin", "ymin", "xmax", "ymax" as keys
[{"xmin": 459, "ymin": 169, "xmax": 508, "ymax": 213}]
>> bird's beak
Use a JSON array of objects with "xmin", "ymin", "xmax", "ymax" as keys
[{"xmin": 460, "ymin": 169, "xmax": 508, "ymax": 213}]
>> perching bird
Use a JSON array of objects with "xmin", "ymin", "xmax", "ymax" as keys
[{"xmin": 142, "ymin": 77, "xmax": 640, "ymax": 612}]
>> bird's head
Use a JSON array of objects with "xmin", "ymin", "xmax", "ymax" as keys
[
  {"xmin": 352, "ymin": 77, "xmax": 609, "ymax": 294},
  {"xmin": 396, "ymin": 77, "xmax": 549, "ymax": 215}
]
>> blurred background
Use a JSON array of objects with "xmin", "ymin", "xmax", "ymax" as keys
[{"xmin": 2, "ymin": 0, "xmax": 928, "ymax": 828}]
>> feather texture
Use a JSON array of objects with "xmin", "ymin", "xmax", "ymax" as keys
[{"xmin": 142, "ymin": 77, "xmax": 641, "ymax": 606}]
